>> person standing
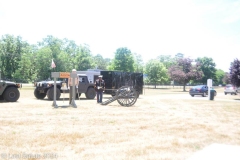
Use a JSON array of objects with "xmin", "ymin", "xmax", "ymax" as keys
[
  {"xmin": 68, "ymin": 69, "xmax": 79, "ymax": 104},
  {"xmin": 95, "ymin": 75, "xmax": 105, "ymax": 103}
]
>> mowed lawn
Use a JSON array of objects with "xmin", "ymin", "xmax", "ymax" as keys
[{"xmin": 0, "ymin": 86, "xmax": 240, "ymax": 160}]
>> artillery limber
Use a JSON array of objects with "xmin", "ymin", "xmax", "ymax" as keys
[{"xmin": 101, "ymin": 86, "xmax": 138, "ymax": 107}]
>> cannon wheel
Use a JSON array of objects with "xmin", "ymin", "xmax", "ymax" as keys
[{"xmin": 116, "ymin": 86, "xmax": 138, "ymax": 107}]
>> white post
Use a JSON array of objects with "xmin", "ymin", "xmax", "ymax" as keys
[
  {"xmin": 70, "ymin": 72, "xmax": 77, "ymax": 108},
  {"xmin": 207, "ymin": 79, "xmax": 212, "ymax": 100},
  {"xmin": 51, "ymin": 72, "xmax": 59, "ymax": 108}
]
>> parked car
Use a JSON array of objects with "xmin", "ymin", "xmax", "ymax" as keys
[
  {"xmin": 189, "ymin": 85, "xmax": 217, "ymax": 97},
  {"xmin": 238, "ymin": 87, "xmax": 240, "ymax": 93},
  {"xmin": 224, "ymin": 84, "xmax": 238, "ymax": 95}
]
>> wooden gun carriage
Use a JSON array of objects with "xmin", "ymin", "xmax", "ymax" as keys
[
  {"xmin": 101, "ymin": 86, "xmax": 138, "ymax": 107},
  {"xmin": 100, "ymin": 71, "xmax": 143, "ymax": 107}
]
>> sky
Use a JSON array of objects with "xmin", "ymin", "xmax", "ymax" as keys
[{"xmin": 0, "ymin": 0, "xmax": 239, "ymax": 72}]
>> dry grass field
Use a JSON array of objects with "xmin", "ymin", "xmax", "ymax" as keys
[{"xmin": 0, "ymin": 86, "xmax": 240, "ymax": 160}]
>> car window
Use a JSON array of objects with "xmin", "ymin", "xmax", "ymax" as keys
[
  {"xmin": 193, "ymin": 86, "xmax": 202, "ymax": 89},
  {"xmin": 79, "ymin": 77, "xmax": 85, "ymax": 83}
]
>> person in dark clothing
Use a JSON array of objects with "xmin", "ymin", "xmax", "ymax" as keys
[{"xmin": 95, "ymin": 75, "xmax": 105, "ymax": 103}]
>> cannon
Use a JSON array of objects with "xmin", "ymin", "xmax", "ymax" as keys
[{"xmin": 101, "ymin": 86, "xmax": 138, "ymax": 107}]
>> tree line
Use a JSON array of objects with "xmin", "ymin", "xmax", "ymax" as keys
[{"xmin": 0, "ymin": 34, "xmax": 239, "ymax": 89}]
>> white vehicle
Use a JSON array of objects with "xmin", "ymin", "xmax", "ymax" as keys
[
  {"xmin": 76, "ymin": 69, "xmax": 101, "ymax": 83},
  {"xmin": 224, "ymin": 84, "xmax": 238, "ymax": 95}
]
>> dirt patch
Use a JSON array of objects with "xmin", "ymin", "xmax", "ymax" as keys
[{"xmin": 0, "ymin": 88, "xmax": 240, "ymax": 160}]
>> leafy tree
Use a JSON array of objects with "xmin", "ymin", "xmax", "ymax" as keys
[
  {"xmin": 215, "ymin": 69, "xmax": 225, "ymax": 85},
  {"xmin": 56, "ymin": 51, "xmax": 73, "ymax": 72},
  {"xmin": 222, "ymin": 72, "xmax": 230, "ymax": 85},
  {"xmin": 62, "ymin": 38, "xmax": 78, "ymax": 56},
  {"xmin": 104, "ymin": 58, "xmax": 111, "ymax": 69},
  {"xmin": 38, "ymin": 35, "xmax": 63, "ymax": 59},
  {"xmin": 229, "ymin": 58, "xmax": 240, "ymax": 87},
  {"xmin": 111, "ymin": 47, "xmax": 134, "ymax": 72},
  {"xmin": 195, "ymin": 57, "xmax": 217, "ymax": 84},
  {"xmin": 74, "ymin": 44, "xmax": 94, "ymax": 71},
  {"xmin": 13, "ymin": 54, "xmax": 31, "ymax": 82},
  {"xmin": 13, "ymin": 45, "xmax": 34, "ymax": 82},
  {"xmin": 0, "ymin": 53, "xmax": 1, "ymax": 67},
  {"xmin": 92, "ymin": 54, "xmax": 110, "ymax": 70},
  {"xmin": 175, "ymin": 53, "xmax": 184, "ymax": 59},
  {"xmin": 61, "ymin": 38, "xmax": 79, "ymax": 69},
  {"xmin": 168, "ymin": 58, "xmax": 203, "ymax": 91},
  {"xmin": 107, "ymin": 59, "xmax": 114, "ymax": 71},
  {"xmin": 145, "ymin": 60, "xmax": 168, "ymax": 88},
  {"xmin": 157, "ymin": 55, "xmax": 176, "ymax": 69},
  {"xmin": 38, "ymin": 35, "xmax": 68, "ymax": 72},
  {"xmin": 37, "ymin": 36, "xmax": 88, "ymax": 72},
  {"xmin": 0, "ymin": 35, "xmax": 27, "ymax": 79},
  {"xmin": 133, "ymin": 53, "xmax": 144, "ymax": 73},
  {"xmin": 34, "ymin": 47, "xmax": 53, "ymax": 80}
]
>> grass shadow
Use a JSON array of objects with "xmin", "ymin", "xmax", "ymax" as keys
[
  {"xmin": 59, "ymin": 98, "xmax": 94, "ymax": 101},
  {"xmin": 144, "ymin": 88, "xmax": 171, "ymax": 90},
  {"xmin": 0, "ymin": 100, "xmax": 21, "ymax": 103},
  {"xmin": 172, "ymin": 90, "xmax": 189, "ymax": 92},
  {"xmin": 233, "ymin": 99, "xmax": 240, "ymax": 101},
  {"xmin": 52, "ymin": 104, "xmax": 80, "ymax": 109},
  {"xmin": 53, "ymin": 105, "xmax": 71, "ymax": 109},
  {"xmin": 36, "ymin": 97, "xmax": 96, "ymax": 101}
]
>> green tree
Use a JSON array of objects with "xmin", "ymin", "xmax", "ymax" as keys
[
  {"xmin": 104, "ymin": 58, "xmax": 112, "ymax": 70},
  {"xmin": 133, "ymin": 53, "xmax": 144, "ymax": 73},
  {"xmin": 74, "ymin": 44, "xmax": 94, "ymax": 71},
  {"xmin": 37, "ymin": 36, "xmax": 84, "ymax": 73},
  {"xmin": 13, "ymin": 43, "xmax": 36, "ymax": 83},
  {"xmin": 195, "ymin": 57, "xmax": 217, "ymax": 84},
  {"xmin": 92, "ymin": 54, "xmax": 110, "ymax": 70},
  {"xmin": 145, "ymin": 59, "xmax": 168, "ymax": 88},
  {"xmin": 215, "ymin": 69, "xmax": 225, "ymax": 85},
  {"xmin": 57, "ymin": 51, "xmax": 74, "ymax": 72},
  {"xmin": 111, "ymin": 47, "xmax": 134, "ymax": 72},
  {"xmin": 62, "ymin": 38, "xmax": 78, "ymax": 56},
  {"xmin": 157, "ymin": 55, "xmax": 176, "ymax": 69},
  {"xmin": 61, "ymin": 38, "xmax": 79, "ymax": 70},
  {"xmin": 34, "ymin": 47, "xmax": 53, "ymax": 80},
  {"xmin": 38, "ymin": 36, "xmax": 66, "ymax": 72},
  {"xmin": 175, "ymin": 53, "xmax": 184, "ymax": 59},
  {"xmin": 38, "ymin": 35, "xmax": 63, "ymax": 60},
  {"xmin": 0, "ymin": 35, "xmax": 27, "ymax": 79}
]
